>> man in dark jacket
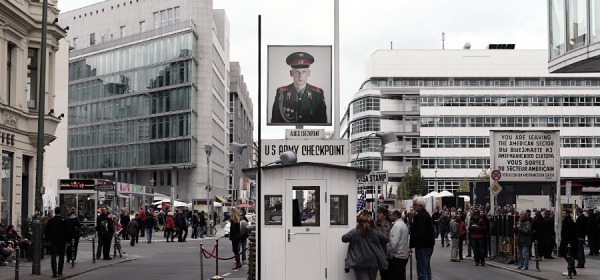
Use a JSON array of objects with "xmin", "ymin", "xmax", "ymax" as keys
[
  {"xmin": 431, "ymin": 208, "xmax": 441, "ymax": 239},
  {"xmin": 588, "ymin": 209, "xmax": 599, "ymax": 256},
  {"xmin": 574, "ymin": 208, "xmax": 587, "ymax": 268},
  {"xmin": 438, "ymin": 211, "xmax": 450, "ymax": 247},
  {"xmin": 45, "ymin": 207, "xmax": 70, "ymax": 278},
  {"xmin": 97, "ymin": 209, "xmax": 114, "ymax": 260},
  {"xmin": 542, "ymin": 211, "xmax": 556, "ymax": 259},
  {"xmin": 561, "ymin": 209, "xmax": 578, "ymax": 276},
  {"xmin": 409, "ymin": 197, "xmax": 435, "ymax": 280},
  {"xmin": 120, "ymin": 209, "xmax": 130, "ymax": 240}
]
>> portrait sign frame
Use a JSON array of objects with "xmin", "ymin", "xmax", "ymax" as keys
[{"xmin": 267, "ymin": 45, "xmax": 332, "ymax": 126}]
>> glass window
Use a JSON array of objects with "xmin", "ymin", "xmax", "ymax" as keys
[
  {"xmin": 292, "ymin": 186, "xmax": 320, "ymax": 227},
  {"xmin": 567, "ymin": 0, "xmax": 588, "ymax": 51},
  {"xmin": 550, "ymin": 0, "xmax": 566, "ymax": 59},
  {"xmin": 330, "ymin": 195, "xmax": 348, "ymax": 226},
  {"xmin": 90, "ymin": 33, "xmax": 95, "ymax": 45},
  {"xmin": 1, "ymin": 151, "xmax": 13, "ymax": 226},
  {"xmin": 265, "ymin": 195, "xmax": 282, "ymax": 225}
]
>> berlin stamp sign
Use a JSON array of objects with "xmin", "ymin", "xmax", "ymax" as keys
[{"xmin": 491, "ymin": 170, "xmax": 502, "ymax": 181}]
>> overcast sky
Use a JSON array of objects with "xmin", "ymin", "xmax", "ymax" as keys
[{"xmin": 58, "ymin": 0, "xmax": 547, "ymax": 141}]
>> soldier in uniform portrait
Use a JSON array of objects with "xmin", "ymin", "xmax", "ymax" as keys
[{"xmin": 271, "ymin": 52, "xmax": 328, "ymax": 124}]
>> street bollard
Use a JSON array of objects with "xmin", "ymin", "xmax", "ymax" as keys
[
  {"xmin": 200, "ymin": 243, "xmax": 204, "ymax": 280},
  {"xmin": 113, "ymin": 235, "xmax": 117, "ymax": 258},
  {"xmin": 92, "ymin": 237, "xmax": 96, "ymax": 263},
  {"xmin": 534, "ymin": 240, "xmax": 540, "ymax": 272},
  {"xmin": 567, "ymin": 244, "xmax": 573, "ymax": 279},
  {"xmin": 15, "ymin": 246, "xmax": 20, "ymax": 280},
  {"xmin": 210, "ymin": 239, "xmax": 224, "ymax": 280},
  {"xmin": 71, "ymin": 239, "xmax": 75, "ymax": 268},
  {"xmin": 409, "ymin": 251, "xmax": 413, "ymax": 280}
]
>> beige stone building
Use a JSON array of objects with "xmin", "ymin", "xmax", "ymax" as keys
[{"xmin": 0, "ymin": 0, "xmax": 66, "ymax": 226}]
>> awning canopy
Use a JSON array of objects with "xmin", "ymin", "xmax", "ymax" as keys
[{"xmin": 215, "ymin": 195, "xmax": 228, "ymax": 203}]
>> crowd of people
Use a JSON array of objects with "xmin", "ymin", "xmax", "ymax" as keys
[{"xmin": 342, "ymin": 196, "xmax": 600, "ymax": 280}]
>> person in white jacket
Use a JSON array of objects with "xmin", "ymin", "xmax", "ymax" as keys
[{"xmin": 387, "ymin": 209, "xmax": 410, "ymax": 280}]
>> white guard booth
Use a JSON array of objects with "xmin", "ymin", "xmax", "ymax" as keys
[{"xmin": 255, "ymin": 162, "xmax": 369, "ymax": 280}]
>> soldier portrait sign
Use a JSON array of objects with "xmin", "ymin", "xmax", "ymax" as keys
[{"xmin": 267, "ymin": 45, "xmax": 332, "ymax": 126}]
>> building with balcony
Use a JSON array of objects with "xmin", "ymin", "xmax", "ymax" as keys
[
  {"xmin": 59, "ymin": 0, "xmax": 246, "ymax": 205},
  {"xmin": 0, "ymin": 0, "xmax": 66, "ymax": 226},
  {"xmin": 548, "ymin": 0, "xmax": 600, "ymax": 72},
  {"xmin": 343, "ymin": 48, "xmax": 600, "ymax": 196}
]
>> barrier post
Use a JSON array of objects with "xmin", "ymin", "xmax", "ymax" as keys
[
  {"xmin": 567, "ymin": 244, "xmax": 573, "ymax": 279},
  {"xmin": 409, "ymin": 251, "xmax": 413, "ymax": 280},
  {"xmin": 534, "ymin": 240, "xmax": 541, "ymax": 271},
  {"xmin": 92, "ymin": 237, "xmax": 96, "ymax": 263},
  {"xmin": 71, "ymin": 239, "xmax": 75, "ymax": 268},
  {"xmin": 200, "ymin": 243, "xmax": 204, "ymax": 280},
  {"xmin": 15, "ymin": 245, "xmax": 20, "ymax": 280},
  {"xmin": 210, "ymin": 239, "xmax": 224, "ymax": 280}
]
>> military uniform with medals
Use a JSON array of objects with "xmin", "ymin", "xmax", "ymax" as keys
[{"xmin": 271, "ymin": 52, "xmax": 328, "ymax": 124}]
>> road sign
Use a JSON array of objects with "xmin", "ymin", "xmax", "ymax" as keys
[
  {"xmin": 96, "ymin": 184, "xmax": 115, "ymax": 191},
  {"xmin": 491, "ymin": 170, "xmax": 502, "ymax": 181},
  {"xmin": 489, "ymin": 181, "xmax": 502, "ymax": 196},
  {"xmin": 378, "ymin": 195, "xmax": 384, "ymax": 203},
  {"xmin": 566, "ymin": 181, "xmax": 572, "ymax": 197}
]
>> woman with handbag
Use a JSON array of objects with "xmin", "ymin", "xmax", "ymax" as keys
[
  {"xmin": 165, "ymin": 212, "xmax": 175, "ymax": 242},
  {"xmin": 229, "ymin": 208, "xmax": 243, "ymax": 271},
  {"xmin": 342, "ymin": 213, "xmax": 389, "ymax": 280}
]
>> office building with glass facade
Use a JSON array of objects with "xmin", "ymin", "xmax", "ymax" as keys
[
  {"xmin": 548, "ymin": 0, "xmax": 600, "ymax": 72},
  {"xmin": 0, "ymin": 0, "xmax": 66, "ymax": 226},
  {"xmin": 60, "ymin": 0, "xmax": 241, "ymax": 203},
  {"xmin": 343, "ymin": 48, "xmax": 600, "ymax": 195}
]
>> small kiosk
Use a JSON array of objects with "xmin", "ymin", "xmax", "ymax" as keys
[
  {"xmin": 249, "ymin": 162, "xmax": 369, "ymax": 280},
  {"xmin": 58, "ymin": 179, "xmax": 99, "ymax": 226}
]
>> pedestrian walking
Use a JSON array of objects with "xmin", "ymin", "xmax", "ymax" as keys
[
  {"xmin": 431, "ymin": 208, "xmax": 441, "ymax": 239},
  {"xmin": 449, "ymin": 215, "xmax": 460, "ymax": 262},
  {"xmin": 469, "ymin": 210, "xmax": 487, "ymax": 267},
  {"xmin": 199, "ymin": 211, "xmax": 207, "ymax": 238},
  {"xmin": 127, "ymin": 218, "xmax": 138, "ymax": 246},
  {"xmin": 374, "ymin": 207, "xmax": 391, "ymax": 279},
  {"xmin": 229, "ymin": 208, "xmax": 243, "ymax": 271},
  {"xmin": 542, "ymin": 210, "xmax": 556, "ymax": 259},
  {"xmin": 120, "ymin": 208, "xmax": 130, "ymax": 240},
  {"xmin": 465, "ymin": 209, "xmax": 473, "ymax": 257},
  {"xmin": 561, "ymin": 209, "xmax": 578, "ymax": 276},
  {"xmin": 145, "ymin": 213, "xmax": 156, "ymax": 243},
  {"xmin": 575, "ymin": 208, "xmax": 587, "ymax": 268},
  {"xmin": 343, "ymin": 213, "xmax": 389, "ymax": 280},
  {"xmin": 45, "ymin": 207, "xmax": 70, "ymax": 278},
  {"xmin": 139, "ymin": 207, "xmax": 146, "ymax": 238},
  {"xmin": 532, "ymin": 211, "xmax": 545, "ymax": 259},
  {"xmin": 176, "ymin": 210, "xmax": 188, "ymax": 242},
  {"xmin": 191, "ymin": 211, "xmax": 199, "ymax": 239},
  {"xmin": 165, "ymin": 212, "xmax": 175, "ymax": 242},
  {"xmin": 588, "ymin": 209, "xmax": 599, "ymax": 256},
  {"xmin": 65, "ymin": 208, "xmax": 81, "ymax": 263},
  {"xmin": 409, "ymin": 197, "xmax": 435, "ymax": 280},
  {"xmin": 97, "ymin": 208, "xmax": 114, "ymax": 260},
  {"xmin": 438, "ymin": 211, "xmax": 450, "ymax": 247},
  {"xmin": 387, "ymin": 209, "xmax": 409, "ymax": 280},
  {"xmin": 515, "ymin": 210, "xmax": 532, "ymax": 270},
  {"xmin": 239, "ymin": 213, "xmax": 249, "ymax": 265}
]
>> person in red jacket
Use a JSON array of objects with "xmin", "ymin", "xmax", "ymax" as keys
[
  {"xmin": 469, "ymin": 210, "xmax": 487, "ymax": 267},
  {"xmin": 139, "ymin": 207, "xmax": 147, "ymax": 238},
  {"xmin": 165, "ymin": 212, "xmax": 175, "ymax": 242}
]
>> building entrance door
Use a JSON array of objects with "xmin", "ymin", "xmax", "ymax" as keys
[{"xmin": 285, "ymin": 179, "xmax": 326, "ymax": 279}]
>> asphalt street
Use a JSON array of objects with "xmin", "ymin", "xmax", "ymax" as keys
[{"xmin": 70, "ymin": 235, "xmax": 248, "ymax": 280}]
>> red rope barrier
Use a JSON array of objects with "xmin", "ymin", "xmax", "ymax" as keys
[{"xmin": 201, "ymin": 244, "xmax": 249, "ymax": 260}]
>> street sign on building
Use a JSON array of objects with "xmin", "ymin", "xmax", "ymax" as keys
[
  {"xmin": 285, "ymin": 129, "xmax": 326, "ymax": 139},
  {"xmin": 262, "ymin": 139, "xmax": 349, "ymax": 164},
  {"xmin": 490, "ymin": 130, "xmax": 560, "ymax": 182},
  {"xmin": 357, "ymin": 171, "xmax": 388, "ymax": 185}
]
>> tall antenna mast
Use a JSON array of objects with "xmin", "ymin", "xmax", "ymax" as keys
[
  {"xmin": 391, "ymin": 41, "xmax": 393, "ymax": 50},
  {"xmin": 442, "ymin": 32, "xmax": 446, "ymax": 50}
]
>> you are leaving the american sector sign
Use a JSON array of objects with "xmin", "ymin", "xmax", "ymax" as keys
[{"xmin": 490, "ymin": 130, "xmax": 559, "ymax": 182}]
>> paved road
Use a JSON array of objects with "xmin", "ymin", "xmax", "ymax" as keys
[
  {"xmin": 426, "ymin": 243, "xmax": 534, "ymax": 280},
  {"xmin": 71, "ymin": 236, "xmax": 249, "ymax": 280}
]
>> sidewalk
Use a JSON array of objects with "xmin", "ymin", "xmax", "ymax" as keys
[
  {"xmin": 0, "ymin": 233, "xmax": 225, "ymax": 280},
  {"xmin": 468, "ymin": 253, "xmax": 600, "ymax": 280}
]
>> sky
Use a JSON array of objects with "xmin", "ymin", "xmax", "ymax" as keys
[{"xmin": 58, "ymin": 0, "xmax": 548, "ymax": 141}]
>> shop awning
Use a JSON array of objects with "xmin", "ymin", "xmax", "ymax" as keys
[
  {"xmin": 118, "ymin": 194, "xmax": 130, "ymax": 199},
  {"xmin": 215, "ymin": 195, "xmax": 228, "ymax": 203}
]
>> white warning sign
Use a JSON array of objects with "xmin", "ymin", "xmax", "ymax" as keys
[{"xmin": 490, "ymin": 130, "xmax": 560, "ymax": 182}]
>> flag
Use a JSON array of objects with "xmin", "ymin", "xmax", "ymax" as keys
[{"xmin": 356, "ymin": 191, "xmax": 366, "ymax": 215}]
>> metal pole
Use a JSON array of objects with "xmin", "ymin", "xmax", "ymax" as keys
[
  {"xmin": 200, "ymin": 243, "xmax": 204, "ymax": 280},
  {"xmin": 92, "ymin": 237, "xmax": 96, "ymax": 263},
  {"xmin": 409, "ymin": 251, "xmax": 413, "ymax": 280},
  {"xmin": 33, "ymin": 0, "xmax": 49, "ymax": 275},
  {"xmin": 215, "ymin": 239, "xmax": 219, "ymax": 276},
  {"xmin": 15, "ymin": 246, "xmax": 20, "ymax": 280},
  {"xmin": 333, "ymin": 0, "xmax": 340, "ymax": 139},
  {"xmin": 71, "ymin": 239, "xmax": 75, "ymax": 268}
]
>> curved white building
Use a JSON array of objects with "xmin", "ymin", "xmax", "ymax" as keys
[{"xmin": 343, "ymin": 48, "xmax": 600, "ymax": 196}]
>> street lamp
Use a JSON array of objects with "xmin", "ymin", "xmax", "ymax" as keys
[{"xmin": 204, "ymin": 144, "xmax": 213, "ymax": 222}]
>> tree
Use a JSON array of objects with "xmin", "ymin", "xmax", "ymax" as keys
[
  {"xmin": 396, "ymin": 165, "xmax": 428, "ymax": 200},
  {"xmin": 476, "ymin": 168, "xmax": 490, "ymax": 182},
  {"xmin": 457, "ymin": 176, "xmax": 470, "ymax": 192}
]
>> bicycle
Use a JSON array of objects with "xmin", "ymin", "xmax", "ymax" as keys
[
  {"xmin": 82, "ymin": 224, "xmax": 97, "ymax": 241},
  {"xmin": 113, "ymin": 229, "xmax": 124, "ymax": 258},
  {"xmin": 206, "ymin": 221, "xmax": 217, "ymax": 237}
]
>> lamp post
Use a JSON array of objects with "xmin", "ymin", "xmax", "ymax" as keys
[
  {"xmin": 204, "ymin": 144, "xmax": 213, "ymax": 222},
  {"xmin": 435, "ymin": 170, "xmax": 438, "ymax": 193}
]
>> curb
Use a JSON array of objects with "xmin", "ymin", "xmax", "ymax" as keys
[{"xmin": 60, "ymin": 255, "xmax": 141, "ymax": 280}]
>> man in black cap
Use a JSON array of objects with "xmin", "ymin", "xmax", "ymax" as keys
[{"xmin": 271, "ymin": 51, "xmax": 327, "ymax": 124}]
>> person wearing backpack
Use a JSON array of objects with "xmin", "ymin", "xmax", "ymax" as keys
[
  {"xmin": 96, "ymin": 208, "xmax": 114, "ymax": 260},
  {"xmin": 45, "ymin": 207, "xmax": 71, "ymax": 278},
  {"xmin": 177, "ymin": 211, "xmax": 188, "ymax": 242},
  {"xmin": 66, "ymin": 208, "xmax": 81, "ymax": 263}
]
